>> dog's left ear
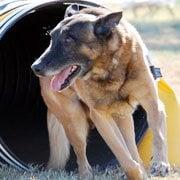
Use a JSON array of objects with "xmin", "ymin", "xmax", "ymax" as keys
[
  {"xmin": 94, "ymin": 11, "xmax": 122, "ymax": 38},
  {"xmin": 64, "ymin": 4, "xmax": 80, "ymax": 18}
]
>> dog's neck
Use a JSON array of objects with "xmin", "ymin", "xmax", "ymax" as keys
[
  {"xmin": 83, "ymin": 20, "xmax": 145, "ymax": 87},
  {"xmin": 85, "ymin": 38, "xmax": 136, "ymax": 82}
]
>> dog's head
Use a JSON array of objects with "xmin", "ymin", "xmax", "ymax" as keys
[{"xmin": 31, "ymin": 9, "xmax": 122, "ymax": 91}]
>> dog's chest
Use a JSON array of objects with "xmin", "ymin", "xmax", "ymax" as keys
[{"xmin": 74, "ymin": 77, "xmax": 129, "ymax": 109}]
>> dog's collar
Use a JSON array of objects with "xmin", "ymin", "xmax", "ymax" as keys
[{"xmin": 150, "ymin": 65, "xmax": 162, "ymax": 80}]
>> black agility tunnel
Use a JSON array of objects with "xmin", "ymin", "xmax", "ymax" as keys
[{"xmin": 0, "ymin": 0, "xmax": 149, "ymax": 171}]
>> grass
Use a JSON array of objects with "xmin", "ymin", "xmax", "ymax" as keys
[
  {"xmin": 0, "ymin": 165, "xmax": 127, "ymax": 180},
  {"xmin": 0, "ymin": 165, "xmax": 78, "ymax": 180},
  {"xmin": 0, "ymin": 165, "xmax": 179, "ymax": 180},
  {"xmin": 1, "ymin": 1, "xmax": 180, "ymax": 179}
]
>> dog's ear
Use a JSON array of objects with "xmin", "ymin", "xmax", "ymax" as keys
[
  {"xmin": 94, "ymin": 12, "xmax": 122, "ymax": 38},
  {"xmin": 64, "ymin": 4, "xmax": 80, "ymax": 18}
]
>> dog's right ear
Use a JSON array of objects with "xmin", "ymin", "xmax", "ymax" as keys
[
  {"xmin": 64, "ymin": 4, "xmax": 80, "ymax": 18},
  {"xmin": 94, "ymin": 11, "xmax": 123, "ymax": 39}
]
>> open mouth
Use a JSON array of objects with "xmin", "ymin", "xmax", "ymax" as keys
[{"xmin": 51, "ymin": 65, "xmax": 81, "ymax": 91}]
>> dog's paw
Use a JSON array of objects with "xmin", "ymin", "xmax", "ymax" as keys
[
  {"xmin": 79, "ymin": 168, "xmax": 93, "ymax": 180},
  {"xmin": 150, "ymin": 161, "xmax": 170, "ymax": 177}
]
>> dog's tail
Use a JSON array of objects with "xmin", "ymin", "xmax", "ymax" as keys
[{"xmin": 47, "ymin": 111, "xmax": 70, "ymax": 169}]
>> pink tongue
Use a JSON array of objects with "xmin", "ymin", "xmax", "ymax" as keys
[{"xmin": 51, "ymin": 66, "xmax": 72, "ymax": 91}]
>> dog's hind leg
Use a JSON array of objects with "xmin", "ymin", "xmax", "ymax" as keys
[
  {"xmin": 47, "ymin": 111, "xmax": 70, "ymax": 169},
  {"xmin": 140, "ymin": 97, "xmax": 170, "ymax": 176}
]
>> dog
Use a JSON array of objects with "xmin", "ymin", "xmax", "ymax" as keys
[{"xmin": 31, "ymin": 5, "xmax": 170, "ymax": 179}]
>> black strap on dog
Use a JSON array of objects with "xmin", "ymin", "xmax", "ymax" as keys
[
  {"xmin": 150, "ymin": 66, "xmax": 162, "ymax": 80},
  {"xmin": 146, "ymin": 52, "xmax": 162, "ymax": 80}
]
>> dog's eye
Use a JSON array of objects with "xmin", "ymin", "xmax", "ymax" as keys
[{"xmin": 64, "ymin": 36, "xmax": 74, "ymax": 44}]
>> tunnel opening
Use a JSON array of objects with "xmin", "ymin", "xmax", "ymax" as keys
[
  {"xmin": 0, "ymin": 2, "xmax": 148, "ymax": 170},
  {"xmin": 0, "ymin": 3, "xmax": 68, "ymax": 166}
]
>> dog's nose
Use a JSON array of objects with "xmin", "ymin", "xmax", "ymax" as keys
[{"xmin": 31, "ymin": 64, "xmax": 44, "ymax": 76}]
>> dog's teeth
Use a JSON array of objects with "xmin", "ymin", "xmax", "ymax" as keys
[
  {"xmin": 70, "ymin": 66, "xmax": 75, "ymax": 73},
  {"xmin": 72, "ymin": 66, "xmax": 76, "ymax": 70},
  {"xmin": 71, "ymin": 65, "xmax": 77, "ymax": 72}
]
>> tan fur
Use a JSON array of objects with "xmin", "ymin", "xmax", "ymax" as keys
[
  {"xmin": 40, "ymin": 7, "xmax": 169, "ymax": 180},
  {"xmin": 40, "ymin": 78, "xmax": 92, "ymax": 179},
  {"xmin": 47, "ymin": 111, "xmax": 70, "ymax": 169}
]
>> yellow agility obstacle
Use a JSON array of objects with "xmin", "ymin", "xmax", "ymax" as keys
[{"xmin": 139, "ymin": 79, "xmax": 180, "ymax": 167}]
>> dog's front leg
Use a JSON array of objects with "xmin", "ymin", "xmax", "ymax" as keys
[
  {"xmin": 46, "ymin": 99, "xmax": 92, "ymax": 180},
  {"xmin": 115, "ymin": 114, "xmax": 143, "ymax": 165},
  {"xmin": 61, "ymin": 112, "xmax": 92, "ymax": 180},
  {"xmin": 140, "ymin": 97, "xmax": 170, "ymax": 176},
  {"xmin": 40, "ymin": 78, "xmax": 92, "ymax": 180},
  {"xmin": 90, "ymin": 109, "xmax": 144, "ymax": 180}
]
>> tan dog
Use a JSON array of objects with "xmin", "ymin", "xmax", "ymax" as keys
[{"xmin": 31, "ymin": 6, "xmax": 170, "ymax": 179}]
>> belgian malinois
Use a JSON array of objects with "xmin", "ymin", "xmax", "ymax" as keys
[{"xmin": 31, "ymin": 5, "xmax": 170, "ymax": 179}]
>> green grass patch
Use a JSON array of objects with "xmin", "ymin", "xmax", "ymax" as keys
[{"xmin": 0, "ymin": 165, "xmax": 125, "ymax": 180}]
